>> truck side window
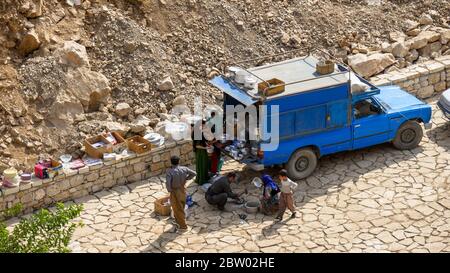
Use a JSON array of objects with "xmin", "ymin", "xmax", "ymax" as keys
[{"xmin": 354, "ymin": 99, "xmax": 381, "ymax": 119}]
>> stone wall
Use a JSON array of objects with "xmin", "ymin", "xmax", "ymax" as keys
[
  {"xmin": 0, "ymin": 140, "xmax": 193, "ymax": 216},
  {"xmin": 370, "ymin": 55, "xmax": 450, "ymax": 98}
]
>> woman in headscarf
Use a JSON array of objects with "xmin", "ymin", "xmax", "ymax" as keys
[
  {"xmin": 259, "ymin": 174, "xmax": 280, "ymax": 215},
  {"xmin": 193, "ymin": 120, "xmax": 209, "ymax": 185}
]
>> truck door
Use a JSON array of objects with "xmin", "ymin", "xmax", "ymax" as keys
[{"xmin": 352, "ymin": 98, "xmax": 391, "ymax": 149}]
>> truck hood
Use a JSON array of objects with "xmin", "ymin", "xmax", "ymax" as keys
[{"xmin": 374, "ymin": 86, "xmax": 428, "ymax": 111}]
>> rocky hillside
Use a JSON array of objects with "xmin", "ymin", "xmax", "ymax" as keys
[{"xmin": 0, "ymin": 0, "xmax": 449, "ymax": 171}]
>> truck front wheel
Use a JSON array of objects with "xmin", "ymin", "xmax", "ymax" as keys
[
  {"xmin": 286, "ymin": 148, "xmax": 318, "ymax": 180},
  {"xmin": 393, "ymin": 120, "xmax": 423, "ymax": 150}
]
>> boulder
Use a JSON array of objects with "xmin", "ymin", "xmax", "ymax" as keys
[
  {"xmin": 115, "ymin": 103, "xmax": 131, "ymax": 117},
  {"xmin": 406, "ymin": 28, "xmax": 421, "ymax": 37},
  {"xmin": 290, "ymin": 35, "xmax": 302, "ymax": 48},
  {"xmin": 159, "ymin": 102, "xmax": 168, "ymax": 113},
  {"xmin": 19, "ymin": 0, "xmax": 44, "ymax": 18},
  {"xmin": 46, "ymin": 91, "xmax": 84, "ymax": 128},
  {"xmin": 124, "ymin": 41, "xmax": 137, "ymax": 54},
  {"xmin": 134, "ymin": 107, "xmax": 146, "ymax": 115},
  {"xmin": 429, "ymin": 41, "xmax": 442, "ymax": 54},
  {"xmin": 381, "ymin": 42, "xmax": 393, "ymax": 53},
  {"xmin": 407, "ymin": 31, "xmax": 441, "ymax": 50},
  {"xmin": 157, "ymin": 76, "xmax": 174, "ymax": 91},
  {"xmin": 130, "ymin": 115, "xmax": 150, "ymax": 133},
  {"xmin": 348, "ymin": 53, "xmax": 396, "ymax": 78},
  {"xmin": 440, "ymin": 29, "xmax": 450, "ymax": 44},
  {"xmin": 18, "ymin": 30, "xmax": 41, "ymax": 56},
  {"xmin": 172, "ymin": 95, "xmax": 187, "ymax": 106},
  {"xmin": 389, "ymin": 31, "xmax": 405, "ymax": 42},
  {"xmin": 65, "ymin": 68, "xmax": 110, "ymax": 112},
  {"xmin": 419, "ymin": 31, "xmax": 441, "ymax": 43},
  {"xmin": 56, "ymin": 41, "xmax": 90, "ymax": 67},
  {"xmin": 280, "ymin": 31, "xmax": 290, "ymax": 45},
  {"xmin": 404, "ymin": 20, "xmax": 420, "ymax": 32},
  {"xmin": 419, "ymin": 42, "xmax": 442, "ymax": 57},
  {"xmin": 419, "ymin": 14, "xmax": 433, "ymax": 25},
  {"xmin": 392, "ymin": 42, "xmax": 409, "ymax": 58},
  {"xmin": 105, "ymin": 121, "xmax": 130, "ymax": 134},
  {"xmin": 405, "ymin": 49, "xmax": 419, "ymax": 63},
  {"xmin": 236, "ymin": 21, "xmax": 245, "ymax": 31}
]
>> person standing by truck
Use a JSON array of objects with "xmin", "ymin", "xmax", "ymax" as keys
[
  {"xmin": 276, "ymin": 169, "xmax": 298, "ymax": 221},
  {"xmin": 193, "ymin": 120, "xmax": 209, "ymax": 185},
  {"xmin": 165, "ymin": 156, "xmax": 197, "ymax": 231}
]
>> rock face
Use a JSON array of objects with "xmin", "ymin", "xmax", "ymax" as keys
[
  {"xmin": 157, "ymin": 76, "xmax": 174, "ymax": 91},
  {"xmin": 115, "ymin": 103, "xmax": 131, "ymax": 117},
  {"xmin": 18, "ymin": 30, "xmax": 41, "ymax": 55},
  {"xmin": 56, "ymin": 41, "xmax": 90, "ymax": 67},
  {"xmin": 348, "ymin": 53, "xmax": 396, "ymax": 78}
]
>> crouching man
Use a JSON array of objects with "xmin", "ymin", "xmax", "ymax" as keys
[
  {"xmin": 166, "ymin": 156, "xmax": 196, "ymax": 232},
  {"xmin": 205, "ymin": 172, "xmax": 240, "ymax": 211}
]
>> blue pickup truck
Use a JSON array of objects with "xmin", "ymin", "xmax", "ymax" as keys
[{"xmin": 210, "ymin": 55, "xmax": 432, "ymax": 180}]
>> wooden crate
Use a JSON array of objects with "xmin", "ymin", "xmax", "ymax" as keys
[
  {"xmin": 84, "ymin": 135, "xmax": 113, "ymax": 159},
  {"xmin": 104, "ymin": 131, "xmax": 127, "ymax": 153},
  {"xmin": 126, "ymin": 135, "xmax": 152, "ymax": 154},
  {"xmin": 316, "ymin": 60, "xmax": 335, "ymax": 75},
  {"xmin": 258, "ymin": 78, "xmax": 285, "ymax": 97},
  {"xmin": 154, "ymin": 196, "xmax": 171, "ymax": 216}
]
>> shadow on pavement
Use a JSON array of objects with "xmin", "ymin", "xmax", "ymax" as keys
[{"xmin": 141, "ymin": 141, "xmax": 425, "ymax": 252}]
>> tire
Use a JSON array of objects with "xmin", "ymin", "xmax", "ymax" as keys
[
  {"xmin": 286, "ymin": 148, "xmax": 318, "ymax": 180},
  {"xmin": 393, "ymin": 120, "xmax": 423, "ymax": 150}
]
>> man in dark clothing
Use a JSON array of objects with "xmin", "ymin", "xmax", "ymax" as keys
[
  {"xmin": 205, "ymin": 172, "xmax": 240, "ymax": 211},
  {"xmin": 166, "ymin": 156, "xmax": 196, "ymax": 231}
]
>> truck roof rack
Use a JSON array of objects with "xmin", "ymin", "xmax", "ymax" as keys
[{"xmin": 212, "ymin": 49, "xmax": 380, "ymax": 102}]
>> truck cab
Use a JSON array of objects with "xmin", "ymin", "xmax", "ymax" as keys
[{"xmin": 210, "ymin": 55, "xmax": 432, "ymax": 180}]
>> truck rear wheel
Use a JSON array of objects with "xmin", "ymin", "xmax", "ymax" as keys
[
  {"xmin": 393, "ymin": 120, "xmax": 423, "ymax": 150},
  {"xmin": 286, "ymin": 148, "xmax": 317, "ymax": 180}
]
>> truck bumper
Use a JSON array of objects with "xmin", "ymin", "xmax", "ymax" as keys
[
  {"xmin": 423, "ymin": 122, "xmax": 432, "ymax": 130},
  {"xmin": 247, "ymin": 162, "xmax": 265, "ymax": 171}
]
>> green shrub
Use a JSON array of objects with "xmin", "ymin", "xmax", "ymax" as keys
[{"xmin": 0, "ymin": 203, "xmax": 83, "ymax": 253}]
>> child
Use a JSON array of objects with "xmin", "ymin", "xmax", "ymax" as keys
[{"xmin": 275, "ymin": 169, "xmax": 298, "ymax": 221}]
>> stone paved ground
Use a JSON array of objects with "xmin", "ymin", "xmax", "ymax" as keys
[{"xmin": 9, "ymin": 99, "xmax": 450, "ymax": 253}]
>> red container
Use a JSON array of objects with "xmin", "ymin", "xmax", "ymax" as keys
[{"xmin": 34, "ymin": 164, "xmax": 47, "ymax": 179}]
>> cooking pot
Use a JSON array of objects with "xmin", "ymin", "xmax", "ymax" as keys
[{"xmin": 245, "ymin": 201, "xmax": 260, "ymax": 214}]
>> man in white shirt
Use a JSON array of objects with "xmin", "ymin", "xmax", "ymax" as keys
[{"xmin": 276, "ymin": 169, "xmax": 298, "ymax": 221}]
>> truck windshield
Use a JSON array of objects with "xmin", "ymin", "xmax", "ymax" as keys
[{"xmin": 373, "ymin": 96, "xmax": 389, "ymax": 112}]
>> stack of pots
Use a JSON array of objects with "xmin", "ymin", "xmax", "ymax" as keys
[{"xmin": 2, "ymin": 168, "xmax": 20, "ymax": 188}]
